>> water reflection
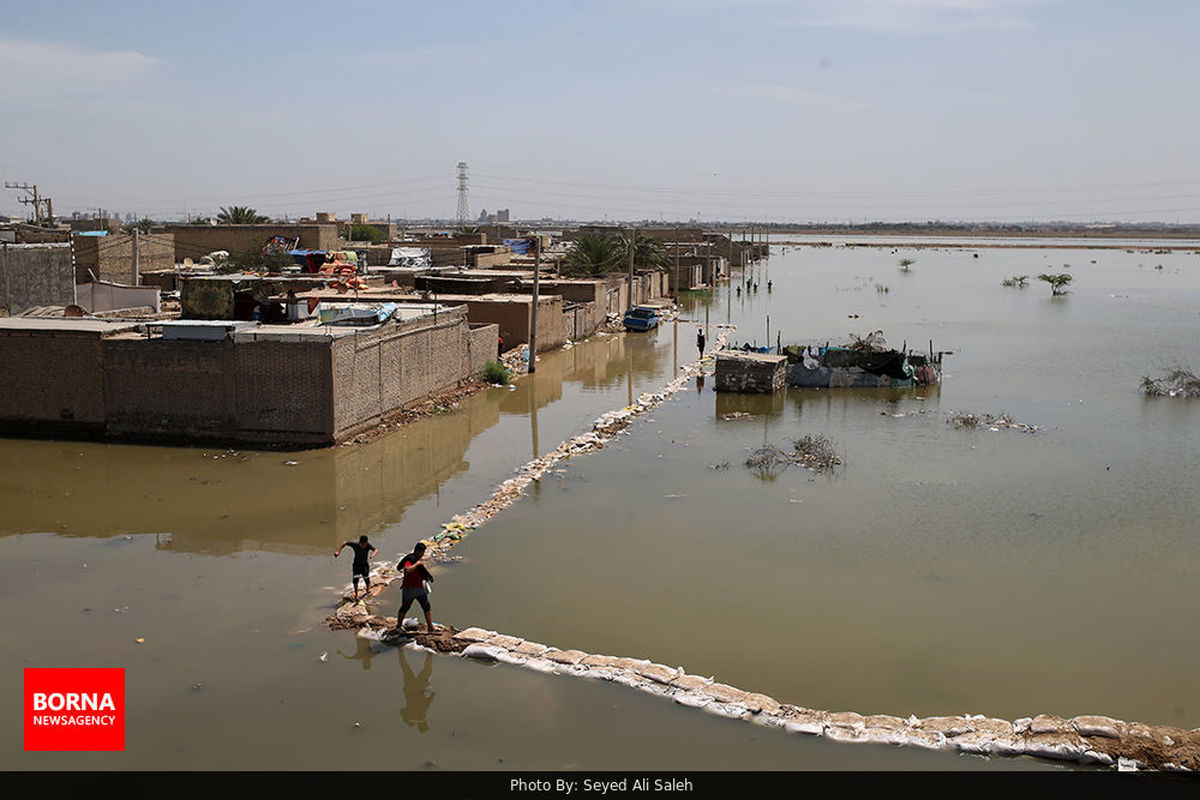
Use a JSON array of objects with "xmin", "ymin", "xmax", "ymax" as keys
[
  {"xmin": 397, "ymin": 648, "xmax": 436, "ymax": 733},
  {"xmin": 0, "ymin": 394, "xmax": 499, "ymax": 554},
  {"xmin": 337, "ymin": 635, "xmax": 379, "ymax": 671},
  {"xmin": 715, "ymin": 390, "xmax": 785, "ymax": 419},
  {"xmin": 0, "ymin": 328, "xmax": 691, "ymax": 557}
]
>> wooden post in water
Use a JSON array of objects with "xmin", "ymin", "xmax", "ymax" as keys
[{"xmin": 529, "ymin": 236, "xmax": 540, "ymax": 373}]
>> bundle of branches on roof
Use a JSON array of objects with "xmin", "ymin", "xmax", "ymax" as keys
[
  {"xmin": 845, "ymin": 329, "xmax": 888, "ymax": 352},
  {"xmin": 1140, "ymin": 367, "xmax": 1200, "ymax": 398}
]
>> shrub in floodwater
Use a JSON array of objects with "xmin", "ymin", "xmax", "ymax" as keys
[
  {"xmin": 1001, "ymin": 275, "xmax": 1029, "ymax": 288},
  {"xmin": 744, "ymin": 434, "xmax": 843, "ymax": 479},
  {"xmin": 898, "ymin": 258, "xmax": 915, "ymax": 272},
  {"xmin": 1140, "ymin": 367, "xmax": 1200, "ymax": 398},
  {"xmin": 1037, "ymin": 273, "xmax": 1073, "ymax": 295},
  {"xmin": 483, "ymin": 361, "xmax": 511, "ymax": 385}
]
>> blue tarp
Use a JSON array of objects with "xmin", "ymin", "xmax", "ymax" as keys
[{"xmin": 503, "ymin": 238, "xmax": 531, "ymax": 255}]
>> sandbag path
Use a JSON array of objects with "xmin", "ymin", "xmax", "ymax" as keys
[
  {"xmin": 329, "ymin": 321, "xmax": 738, "ymax": 603},
  {"xmin": 333, "ymin": 609, "xmax": 1199, "ymax": 774}
]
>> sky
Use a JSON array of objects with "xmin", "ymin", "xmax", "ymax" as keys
[{"xmin": 2, "ymin": 0, "xmax": 1199, "ymax": 224}]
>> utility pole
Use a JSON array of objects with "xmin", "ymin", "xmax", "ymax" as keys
[
  {"xmin": 131, "ymin": 229, "xmax": 140, "ymax": 285},
  {"xmin": 674, "ymin": 224, "xmax": 680, "ymax": 298},
  {"xmin": 626, "ymin": 226, "xmax": 635, "ymax": 311},
  {"xmin": 5, "ymin": 182, "xmax": 52, "ymax": 226},
  {"xmin": 706, "ymin": 238, "xmax": 711, "ymax": 287},
  {"xmin": 528, "ymin": 235, "xmax": 540, "ymax": 374}
]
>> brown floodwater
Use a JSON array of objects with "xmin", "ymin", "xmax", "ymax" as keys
[{"xmin": 4, "ymin": 238, "xmax": 1197, "ymax": 770}]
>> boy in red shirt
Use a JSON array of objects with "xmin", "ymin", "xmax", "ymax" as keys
[{"xmin": 397, "ymin": 542, "xmax": 436, "ymax": 633}]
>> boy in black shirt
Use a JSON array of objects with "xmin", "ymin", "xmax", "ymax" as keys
[{"xmin": 334, "ymin": 535, "xmax": 378, "ymax": 601}]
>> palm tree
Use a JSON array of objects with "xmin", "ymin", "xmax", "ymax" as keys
[
  {"xmin": 216, "ymin": 206, "xmax": 271, "ymax": 224},
  {"xmin": 613, "ymin": 230, "xmax": 669, "ymax": 270},
  {"xmin": 1037, "ymin": 273, "xmax": 1073, "ymax": 296},
  {"xmin": 560, "ymin": 233, "xmax": 624, "ymax": 276}
]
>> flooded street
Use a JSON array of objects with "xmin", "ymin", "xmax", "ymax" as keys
[{"xmin": 4, "ymin": 238, "xmax": 1198, "ymax": 770}]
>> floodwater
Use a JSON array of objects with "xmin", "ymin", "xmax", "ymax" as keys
[{"xmin": 4, "ymin": 238, "xmax": 1198, "ymax": 771}]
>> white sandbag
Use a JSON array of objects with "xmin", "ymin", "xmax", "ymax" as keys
[
  {"xmin": 673, "ymin": 692, "xmax": 712, "ymax": 709},
  {"xmin": 523, "ymin": 658, "xmax": 559, "ymax": 675},
  {"xmin": 461, "ymin": 644, "xmax": 501, "ymax": 662}
]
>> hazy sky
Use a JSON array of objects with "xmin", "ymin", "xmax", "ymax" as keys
[{"xmin": 3, "ymin": 0, "xmax": 1198, "ymax": 223}]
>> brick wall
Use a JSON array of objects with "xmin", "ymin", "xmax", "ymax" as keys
[
  {"xmin": 158, "ymin": 224, "xmax": 341, "ymax": 262},
  {"xmin": 0, "ymin": 328, "xmax": 104, "ymax": 431}
]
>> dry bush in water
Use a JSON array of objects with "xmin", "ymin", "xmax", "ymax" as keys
[
  {"xmin": 745, "ymin": 434, "xmax": 843, "ymax": 478},
  {"xmin": 1141, "ymin": 367, "xmax": 1200, "ymax": 398}
]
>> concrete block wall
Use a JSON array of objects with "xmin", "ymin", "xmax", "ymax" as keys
[
  {"xmin": 331, "ymin": 308, "xmax": 479, "ymax": 440},
  {"xmin": 72, "ymin": 233, "xmax": 175, "ymax": 283},
  {"xmin": 468, "ymin": 323, "xmax": 499, "ymax": 374},
  {"xmin": 0, "ymin": 243, "xmax": 75, "ymax": 314},
  {"xmin": 715, "ymin": 352, "xmax": 788, "ymax": 393}
]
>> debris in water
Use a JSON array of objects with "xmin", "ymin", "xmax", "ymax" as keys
[
  {"xmin": 1140, "ymin": 367, "xmax": 1200, "ymax": 398},
  {"xmin": 949, "ymin": 411, "xmax": 1041, "ymax": 433},
  {"xmin": 745, "ymin": 434, "xmax": 843, "ymax": 478}
]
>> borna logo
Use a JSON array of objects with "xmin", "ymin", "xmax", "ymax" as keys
[{"xmin": 24, "ymin": 668, "xmax": 125, "ymax": 751}]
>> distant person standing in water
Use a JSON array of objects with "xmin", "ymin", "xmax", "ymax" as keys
[
  {"xmin": 696, "ymin": 328, "xmax": 706, "ymax": 357},
  {"xmin": 334, "ymin": 535, "xmax": 377, "ymax": 602},
  {"xmin": 397, "ymin": 542, "xmax": 437, "ymax": 633}
]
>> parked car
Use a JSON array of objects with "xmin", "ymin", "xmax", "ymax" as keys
[{"xmin": 623, "ymin": 306, "xmax": 660, "ymax": 332}]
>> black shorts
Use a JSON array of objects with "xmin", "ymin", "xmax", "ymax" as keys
[{"xmin": 401, "ymin": 586, "xmax": 431, "ymax": 612}]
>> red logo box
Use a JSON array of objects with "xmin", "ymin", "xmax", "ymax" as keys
[{"xmin": 24, "ymin": 668, "xmax": 125, "ymax": 751}]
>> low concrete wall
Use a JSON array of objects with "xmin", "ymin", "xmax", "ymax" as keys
[{"xmin": 77, "ymin": 281, "xmax": 161, "ymax": 314}]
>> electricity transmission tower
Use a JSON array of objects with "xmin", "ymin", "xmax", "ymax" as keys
[{"xmin": 456, "ymin": 162, "xmax": 469, "ymax": 226}]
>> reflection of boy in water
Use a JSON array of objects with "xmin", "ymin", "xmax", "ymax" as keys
[{"xmin": 398, "ymin": 648, "xmax": 435, "ymax": 733}]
